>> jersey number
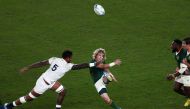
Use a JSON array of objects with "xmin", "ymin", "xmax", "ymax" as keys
[{"xmin": 52, "ymin": 64, "xmax": 59, "ymax": 71}]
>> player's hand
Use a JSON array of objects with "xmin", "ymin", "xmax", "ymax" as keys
[
  {"xmin": 166, "ymin": 74, "xmax": 175, "ymax": 81},
  {"xmin": 20, "ymin": 67, "xmax": 29, "ymax": 74},
  {"xmin": 114, "ymin": 59, "xmax": 121, "ymax": 65}
]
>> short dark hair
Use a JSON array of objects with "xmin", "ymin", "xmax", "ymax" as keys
[
  {"xmin": 173, "ymin": 39, "xmax": 182, "ymax": 46},
  {"xmin": 183, "ymin": 37, "xmax": 190, "ymax": 45},
  {"xmin": 62, "ymin": 50, "xmax": 73, "ymax": 59}
]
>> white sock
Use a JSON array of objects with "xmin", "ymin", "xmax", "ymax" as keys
[
  {"xmin": 56, "ymin": 104, "xmax": 61, "ymax": 108},
  {"xmin": 13, "ymin": 101, "xmax": 17, "ymax": 106}
]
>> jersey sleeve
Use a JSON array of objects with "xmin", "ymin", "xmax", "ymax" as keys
[
  {"xmin": 68, "ymin": 63, "xmax": 74, "ymax": 70},
  {"xmin": 48, "ymin": 57, "xmax": 57, "ymax": 64}
]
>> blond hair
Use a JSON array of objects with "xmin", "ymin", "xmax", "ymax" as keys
[{"xmin": 92, "ymin": 48, "xmax": 106, "ymax": 60}]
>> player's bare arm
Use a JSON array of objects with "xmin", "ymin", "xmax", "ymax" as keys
[
  {"xmin": 167, "ymin": 73, "xmax": 180, "ymax": 81},
  {"xmin": 71, "ymin": 61, "xmax": 103, "ymax": 70},
  {"xmin": 96, "ymin": 59, "xmax": 121, "ymax": 69},
  {"xmin": 167, "ymin": 67, "xmax": 181, "ymax": 81},
  {"xmin": 20, "ymin": 60, "xmax": 49, "ymax": 73},
  {"xmin": 71, "ymin": 63, "xmax": 92, "ymax": 70}
]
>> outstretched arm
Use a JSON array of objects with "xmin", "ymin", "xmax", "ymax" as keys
[
  {"xmin": 71, "ymin": 61, "xmax": 102, "ymax": 70},
  {"xmin": 71, "ymin": 63, "xmax": 91, "ymax": 70},
  {"xmin": 166, "ymin": 71, "xmax": 180, "ymax": 81},
  {"xmin": 166, "ymin": 64, "xmax": 187, "ymax": 81},
  {"xmin": 96, "ymin": 59, "xmax": 121, "ymax": 69},
  {"xmin": 71, "ymin": 59, "xmax": 121, "ymax": 70},
  {"xmin": 20, "ymin": 60, "xmax": 49, "ymax": 73}
]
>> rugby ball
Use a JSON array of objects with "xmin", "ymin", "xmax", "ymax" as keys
[
  {"xmin": 106, "ymin": 74, "xmax": 113, "ymax": 82},
  {"xmin": 94, "ymin": 4, "xmax": 105, "ymax": 16}
]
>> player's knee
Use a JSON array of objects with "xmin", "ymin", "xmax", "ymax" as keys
[
  {"xmin": 56, "ymin": 85, "xmax": 65, "ymax": 94},
  {"xmin": 103, "ymin": 97, "xmax": 111, "ymax": 104},
  {"xmin": 59, "ymin": 89, "xmax": 67, "ymax": 96}
]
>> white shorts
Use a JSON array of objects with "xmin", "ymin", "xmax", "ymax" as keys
[
  {"xmin": 175, "ymin": 75, "xmax": 183, "ymax": 84},
  {"xmin": 175, "ymin": 75, "xmax": 190, "ymax": 87},
  {"xmin": 94, "ymin": 76, "xmax": 106, "ymax": 93},
  {"xmin": 182, "ymin": 76, "xmax": 190, "ymax": 87},
  {"xmin": 33, "ymin": 76, "xmax": 56, "ymax": 94}
]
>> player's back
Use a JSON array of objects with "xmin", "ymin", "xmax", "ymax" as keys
[{"xmin": 42, "ymin": 57, "xmax": 73, "ymax": 84}]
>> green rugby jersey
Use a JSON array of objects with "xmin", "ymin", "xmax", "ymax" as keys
[
  {"xmin": 175, "ymin": 48, "xmax": 187, "ymax": 68},
  {"xmin": 186, "ymin": 52, "xmax": 190, "ymax": 63},
  {"xmin": 184, "ymin": 52, "xmax": 190, "ymax": 75},
  {"xmin": 89, "ymin": 60, "xmax": 105, "ymax": 83}
]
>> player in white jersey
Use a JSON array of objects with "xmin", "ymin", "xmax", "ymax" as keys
[{"xmin": 0, "ymin": 50, "xmax": 97, "ymax": 109}]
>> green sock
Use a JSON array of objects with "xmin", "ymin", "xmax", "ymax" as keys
[{"xmin": 110, "ymin": 101, "xmax": 121, "ymax": 109}]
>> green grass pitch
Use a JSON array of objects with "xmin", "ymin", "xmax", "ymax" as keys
[{"xmin": 0, "ymin": 0, "xmax": 190, "ymax": 109}]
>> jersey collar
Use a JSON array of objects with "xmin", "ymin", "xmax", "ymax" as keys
[
  {"xmin": 187, "ymin": 51, "xmax": 190, "ymax": 56},
  {"xmin": 175, "ymin": 47, "xmax": 183, "ymax": 55}
]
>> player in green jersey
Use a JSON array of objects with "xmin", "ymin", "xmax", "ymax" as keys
[
  {"xmin": 180, "ymin": 37, "xmax": 190, "ymax": 107},
  {"xmin": 167, "ymin": 39, "xmax": 187, "ymax": 95},
  {"xmin": 89, "ymin": 48, "xmax": 122, "ymax": 109}
]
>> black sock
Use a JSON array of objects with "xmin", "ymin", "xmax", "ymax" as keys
[
  {"xmin": 110, "ymin": 101, "xmax": 121, "ymax": 109},
  {"xmin": 6, "ymin": 103, "xmax": 14, "ymax": 108}
]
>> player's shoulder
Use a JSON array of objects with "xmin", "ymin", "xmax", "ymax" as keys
[
  {"xmin": 48, "ymin": 57, "xmax": 62, "ymax": 64},
  {"xmin": 49, "ymin": 57, "xmax": 60, "ymax": 61},
  {"xmin": 177, "ymin": 48, "xmax": 187, "ymax": 56},
  {"xmin": 89, "ymin": 60, "xmax": 96, "ymax": 69},
  {"xmin": 49, "ymin": 57, "xmax": 57, "ymax": 60},
  {"xmin": 181, "ymin": 48, "xmax": 188, "ymax": 56},
  {"xmin": 182, "ymin": 48, "xmax": 187, "ymax": 53}
]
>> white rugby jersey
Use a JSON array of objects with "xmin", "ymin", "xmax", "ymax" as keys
[{"xmin": 42, "ymin": 57, "xmax": 74, "ymax": 84}]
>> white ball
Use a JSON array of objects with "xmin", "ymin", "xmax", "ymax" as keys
[
  {"xmin": 104, "ymin": 72, "xmax": 112, "ymax": 82},
  {"xmin": 94, "ymin": 4, "xmax": 105, "ymax": 16},
  {"xmin": 106, "ymin": 75, "xmax": 113, "ymax": 81}
]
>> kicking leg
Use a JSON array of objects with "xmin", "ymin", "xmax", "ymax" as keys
[
  {"xmin": 51, "ymin": 82, "xmax": 66, "ymax": 109},
  {"xmin": 99, "ymin": 89, "xmax": 121, "ymax": 109}
]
